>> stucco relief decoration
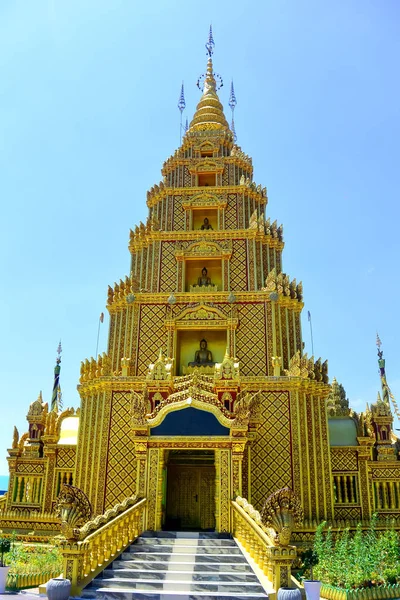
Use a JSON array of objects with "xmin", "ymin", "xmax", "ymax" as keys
[
  {"xmin": 12, "ymin": 426, "xmax": 19, "ymax": 449},
  {"xmin": 189, "ymin": 159, "xmax": 223, "ymax": 174},
  {"xmin": 260, "ymin": 487, "xmax": 304, "ymax": 546},
  {"xmin": 248, "ymin": 210, "xmax": 265, "ymax": 232},
  {"xmin": 177, "ymin": 303, "xmax": 227, "ymax": 323},
  {"xmin": 327, "ymin": 378, "xmax": 351, "ymax": 417},
  {"xmin": 183, "ymin": 192, "xmax": 225, "ymax": 209},
  {"xmin": 215, "ymin": 352, "xmax": 240, "ymax": 380},
  {"xmin": 175, "ymin": 239, "xmax": 232, "ymax": 261},
  {"xmin": 27, "ymin": 393, "xmax": 48, "ymax": 419},
  {"xmin": 146, "ymin": 372, "xmax": 232, "ymax": 423},
  {"xmin": 147, "ymin": 349, "xmax": 174, "ymax": 381},
  {"xmin": 131, "ymin": 390, "xmax": 149, "ymax": 427},
  {"xmin": 233, "ymin": 390, "xmax": 261, "ymax": 427},
  {"xmin": 285, "ymin": 350, "xmax": 328, "ymax": 383},
  {"xmin": 55, "ymin": 484, "xmax": 92, "ymax": 541},
  {"xmin": 262, "ymin": 267, "xmax": 302, "ymax": 300}
]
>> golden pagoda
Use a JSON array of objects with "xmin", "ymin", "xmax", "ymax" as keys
[{"xmin": 1, "ymin": 29, "xmax": 400, "ymax": 562}]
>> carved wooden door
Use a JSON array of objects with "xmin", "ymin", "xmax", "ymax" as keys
[{"xmin": 167, "ymin": 465, "xmax": 215, "ymax": 529}]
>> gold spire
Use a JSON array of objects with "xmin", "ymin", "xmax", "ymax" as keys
[{"xmin": 189, "ymin": 57, "xmax": 230, "ymax": 132}]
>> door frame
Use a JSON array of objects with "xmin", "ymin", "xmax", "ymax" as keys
[{"xmin": 145, "ymin": 438, "xmax": 232, "ymax": 532}]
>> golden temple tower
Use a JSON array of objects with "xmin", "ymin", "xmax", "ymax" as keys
[
  {"xmin": 4, "ymin": 31, "xmax": 400, "ymax": 545},
  {"xmin": 74, "ymin": 31, "xmax": 334, "ymax": 532}
]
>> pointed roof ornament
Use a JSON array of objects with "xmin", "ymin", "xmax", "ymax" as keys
[
  {"xmin": 229, "ymin": 80, "xmax": 237, "ymax": 111},
  {"xmin": 190, "ymin": 28, "xmax": 229, "ymax": 132},
  {"xmin": 229, "ymin": 80, "xmax": 238, "ymax": 142},
  {"xmin": 375, "ymin": 334, "xmax": 395, "ymax": 416},
  {"xmin": 178, "ymin": 82, "xmax": 186, "ymax": 144},
  {"xmin": 178, "ymin": 82, "xmax": 186, "ymax": 114},
  {"xmin": 205, "ymin": 24, "xmax": 215, "ymax": 57},
  {"xmin": 51, "ymin": 341, "xmax": 62, "ymax": 412}
]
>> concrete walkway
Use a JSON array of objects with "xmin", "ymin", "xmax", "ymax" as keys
[{"xmin": 0, "ymin": 590, "xmax": 45, "ymax": 600}]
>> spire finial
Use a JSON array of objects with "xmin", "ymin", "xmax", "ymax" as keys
[
  {"xmin": 178, "ymin": 82, "xmax": 186, "ymax": 143},
  {"xmin": 51, "ymin": 341, "xmax": 62, "ymax": 412},
  {"xmin": 178, "ymin": 82, "xmax": 186, "ymax": 114},
  {"xmin": 229, "ymin": 80, "xmax": 237, "ymax": 111},
  {"xmin": 190, "ymin": 28, "xmax": 229, "ymax": 132},
  {"xmin": 205, "ymin": 24, "xmax": 215, "ymax": 57},
  {"xmin": 229, "ymin": 80, "xmax": 238, "ymax": 142}
]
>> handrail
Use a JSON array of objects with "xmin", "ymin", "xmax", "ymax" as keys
[
  {"xmin": 0, "ymin": 508, "xmax": 59, "ymax": 522},
  {"xmin": 8, "ymin": 570, "xmax": 61, "ymax": 591},
  {"xmin": 231, "ymin": 497, "xmax": 297, "ymax": 593},
  {"xmin": 58, "ymin": 496, "xmax": 147, "ymax": 596},
  {"xmin": 0, "ymin": 494, "xmax": 7, "ymax": 513}
]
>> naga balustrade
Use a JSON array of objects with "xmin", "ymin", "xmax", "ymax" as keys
[
  {"xmin": 0, "ymin": 494, "xmax": 7, "ymax": 513},
  {"xmin": 231, "ymin": 496, "xmax": 297, "ymax": 592},
  {"xmin": 57, "ymin": 495, "xmax": 146, "ymax": 596}
]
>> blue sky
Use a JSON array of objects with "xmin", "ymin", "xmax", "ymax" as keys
[{"xmin": 0, "ymin": 1, "xmax": 399, "ymax": 476}]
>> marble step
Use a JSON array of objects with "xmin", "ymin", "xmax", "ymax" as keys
[
  {"xmin": 140, "ymin": 531, "xmax": 232, "ymax": 539},
  {"xmin": 102, "ymin": 569, "xmax": 259, "ymax": 583},
  {"xmin": 110, "ymin": 560, "xmax": 253, "ymax": 573},
  {"xmin": 89, "ymin": 591, "xmax": 268, "ymax": 600},
  {"xmin": 121, "ymin": 551, "xmax": 247, "ymax": 563},
  {"xmin": 124, "ymin": 545, "xmax": 243, "ymax": 555},
  {"xmin": 134, "ymin": 538, "xmax": 237, "ymax": 547},
  {"xmin": 89, "ymin": 577, "xmax": 266, "ymax": 592},
  {"xmin": 79, "ymin": 531, "xmax": 268, "ymax": 600}
]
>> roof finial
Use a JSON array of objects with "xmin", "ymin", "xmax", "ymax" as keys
[
  {"xmin": 229, "ymin": 80, "xmax": 237, "ymax": 142},
  {"xmin": 190, "ymin": 28, "xmax": 229, "ymax": 132},
  {"xmin": 178, "ymin": 82, "xmax": 186, "ymax": 113},
  {"xmin": 51, "ymin": 341, "xmax": 62, "ymax": 412},
  {"xmin": 178, "ymin": 82, "xmax": 186, "ymax": 144},
  {"xmin": 205, "ymin": 24, "xmax": 215, "ymax": 57},
  {"xmin": 229, "ymin": 80, "xmax": 237, "ymax": 111}
]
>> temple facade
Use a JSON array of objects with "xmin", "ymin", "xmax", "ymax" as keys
[{"xmin": 1, "ymin": 35, "xmax": 400, "ymax": 544}]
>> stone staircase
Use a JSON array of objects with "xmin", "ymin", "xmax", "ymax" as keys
[{"xmin": 81, "ymin": 531, "xmax": 269, "ymax": 600}]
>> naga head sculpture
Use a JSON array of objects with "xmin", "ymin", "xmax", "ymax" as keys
[
  {"xmin": 260, "ymin": 487, "xmax": 303, "ymax": 546},
  {"xmin": 55, "ymin": 484, "xmax": 92, "ymax": 540}
]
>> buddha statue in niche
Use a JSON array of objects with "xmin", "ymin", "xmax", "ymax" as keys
[
  {"xmin": 200, "ymin": 217, "xmax": 213, "ymax": 230},
  {"xmin": 197, "ymin": 267, "xmax": 211, "ymax": 287},
  {"xmin": 188, "ymin": 339, "xmax": 215, "ymax": 367}
]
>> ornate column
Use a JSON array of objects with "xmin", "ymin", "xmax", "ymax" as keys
[
  {"xmin": 134, "ymin": 438, "xmax": 148, "ymax": 499},
  {"xmin": 42, "ymin": 438, "xmax": 58, "ymax": 511},
  {"xmin": 146, "ymin": 447, "xmax": 162, "ymax": 530},
  {"xmin": 215, "ymin": 448, "xmax": 230, "ymax": 533},
  {"xmin": 265, "ymin": 546, "xmax": 297, "ymax": 590},
  {"xmin": 357, "ymin": 438, "xmax": 374, "ymax": 519},
  {"xmin": 231, "ymin": 439, "xmax": 246, "ymax": 497}
]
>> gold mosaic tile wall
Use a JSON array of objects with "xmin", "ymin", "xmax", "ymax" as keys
[
  {"xmin": 236, "ymin": 303, "xmax": 267, "ymax": 376},
  {"xmin": 250, "ymin": 391, "xmax": 292, "ymax": 510},
  {"xmin": 136, "ymin": 305, "xmax": 168, "ymax": 376},
  {"xmin": 104, "ymin": 392, "xmax": 137, "ymax": 508}
]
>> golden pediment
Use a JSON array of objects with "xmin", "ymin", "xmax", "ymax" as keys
[
  {"xmin": 178, "ymin": 303, "xmax": 227, "ymax": 322},
  {"xmin": 175, "ymin": 239, "xmax": 232, "ymax": 260},
  {"xmin": 181, "ymin": 192, "xmax": 227, "ymax": 209},
  {"xmin": 188, "ymin": 159, "xmax": 223, "ymax": 174}
]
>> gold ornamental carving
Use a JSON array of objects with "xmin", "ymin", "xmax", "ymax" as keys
[
  {"xmin": 55, "ymin": 484, "xmax": 92, "ymax": 541},
  {"xmin": 174, "ymin": 239, "xmax": 232, "ymax": 260},
  {"xmin": 260, "ymin": 487, "xmax": 303, "ymax": 546}
]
